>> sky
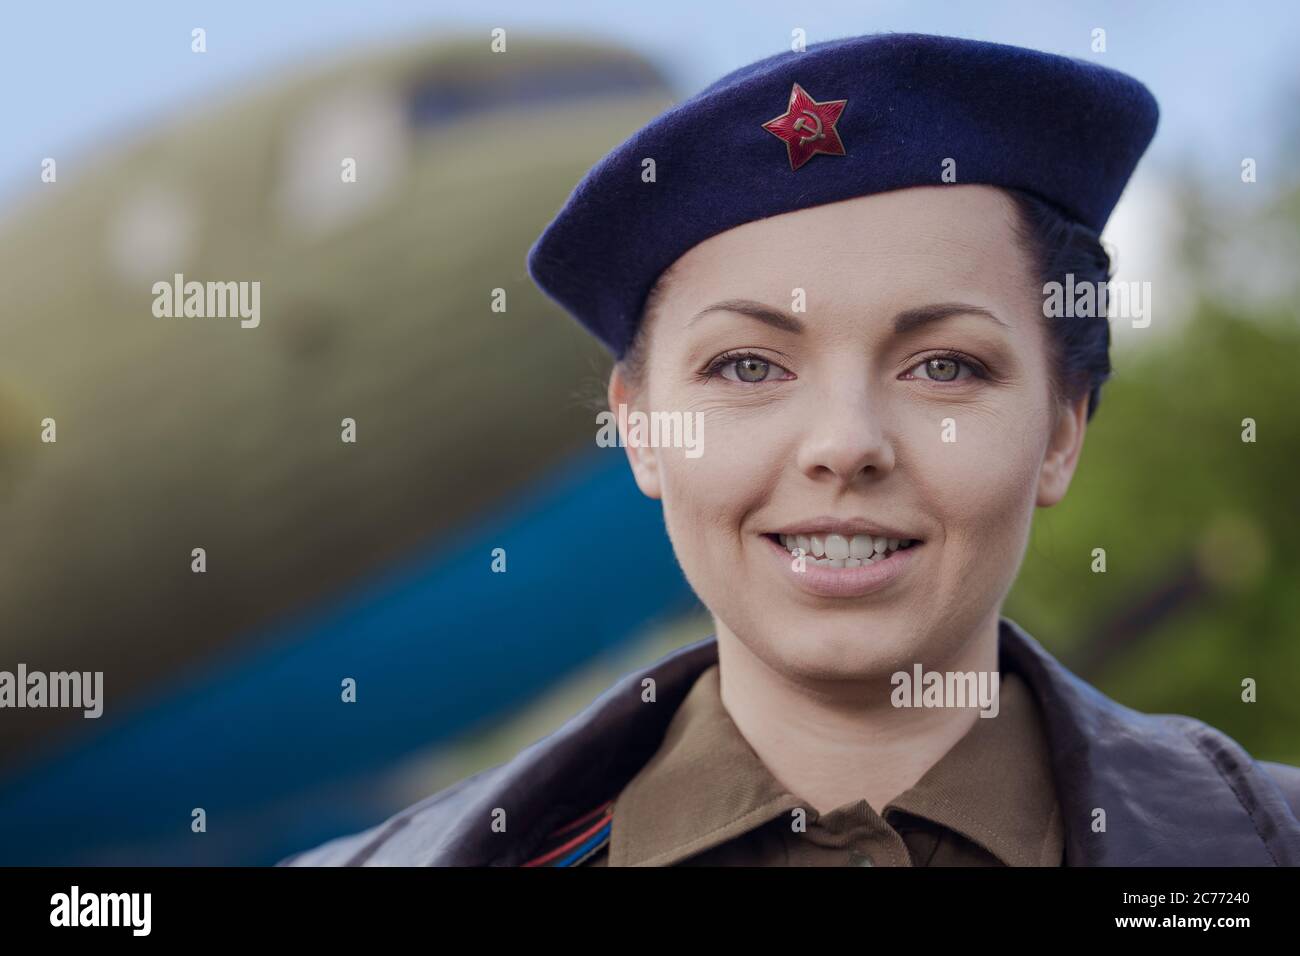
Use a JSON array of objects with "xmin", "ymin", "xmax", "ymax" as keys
[{"xmin": 3, "ymin": 0, "xmax": 1297, "ymax": 206}]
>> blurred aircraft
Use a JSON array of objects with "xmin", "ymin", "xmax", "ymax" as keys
[{"xmin": 0, "ymin": 34, "xmax": 702, "ymax": 862}]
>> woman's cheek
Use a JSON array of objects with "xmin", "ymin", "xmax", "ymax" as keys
[
  {"xmin": 656, "ymin": 443, "xmax": 736, "ymax": 552},
  {"xmin": 903, "ymin": 407, "xmax": 1045, "ymax": 567},
  {"xmin": 656, "ymin": 410, "xmax": 779, "ymax": 570},
  {"xmin": 660, "ymin": 404, "xmax": 777, "ymax": 501}
]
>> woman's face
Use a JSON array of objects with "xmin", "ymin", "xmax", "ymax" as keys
[{"xmin": 610, "ymin": 185, "xmax": 1089, "ymax": 681}]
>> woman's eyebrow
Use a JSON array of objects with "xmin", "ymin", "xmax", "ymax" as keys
[
  {"xmin": 893, "ymin": 302, "xmax": 1010, "ymax": 335},
  {"xmin": 686, "ymin": 299, "xmax": 1009, "ymax": 336},
  {"xmin": 688, "ymin": 299, "xmax": 804, "ymax": 333}
]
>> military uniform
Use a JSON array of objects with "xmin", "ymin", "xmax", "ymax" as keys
[
  {"xmin": 572, "ymin": 666, "xmax": 1063, "ymax": 867},
  {"xmin": 280, "ymin": 618, "xmax": 1300, "ymax": 866},
  {"xmin": 280, "ymin": 33, "xmax": 1300, "ymax": 867}
]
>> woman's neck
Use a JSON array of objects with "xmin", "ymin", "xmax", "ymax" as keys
[{"xmin": 714, "ymin": 612, "xmax": 1002, "ymax": 815}]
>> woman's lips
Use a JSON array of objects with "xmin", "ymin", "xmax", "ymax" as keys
[{"xmin": 760, "ymin": 532, "xmax": 921, "ymax": 598}]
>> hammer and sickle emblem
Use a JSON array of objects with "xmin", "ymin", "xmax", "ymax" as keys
[
  {"xmin": 792, "ymin": 109, "xmax": 824, "ymax": 144},
  {"xmin": 761, "ymin": 84, "xmax": 848, "ymax": 170}
]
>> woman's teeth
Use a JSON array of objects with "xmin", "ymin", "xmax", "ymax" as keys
[{"xmin": 776, "ymin": 532, "xmax": 918, "ymax": 567}]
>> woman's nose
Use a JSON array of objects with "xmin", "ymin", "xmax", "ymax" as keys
[{"xmin": 793, "ymin": 380, "xmax": 896, "ymax": 484}]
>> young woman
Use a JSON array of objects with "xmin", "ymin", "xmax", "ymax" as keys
[{"xmin": 282, "ymin": 32, "xmax": 1300, "ymax": 867}]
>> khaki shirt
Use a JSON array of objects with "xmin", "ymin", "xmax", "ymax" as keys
[{"xmin": 583, "ymin": 663, "xmax": 1063, "ymax": 866}]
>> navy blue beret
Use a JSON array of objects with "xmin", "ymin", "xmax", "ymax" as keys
[{"xmin": 526, "ymin": 32, "xmax": 1159, "ymax": 358}]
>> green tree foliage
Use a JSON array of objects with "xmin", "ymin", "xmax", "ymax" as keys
[{"xmin": 1009, "ymin": 181, "xmax": 1300, "ymax": 763}]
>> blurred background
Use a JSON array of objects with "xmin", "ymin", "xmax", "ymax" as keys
[{"xmin": 0, "ymin": 1, "xmax": 1296, "ymax": 865}]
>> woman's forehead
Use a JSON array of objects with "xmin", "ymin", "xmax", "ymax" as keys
[{"xmin": 658, "ymin": 186, "xmax": 1030, "ymax": 311}]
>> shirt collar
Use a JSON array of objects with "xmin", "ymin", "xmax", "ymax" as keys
[
  {"xmin": 607, "ymin": 664, "xmax": 801, "ymax": 866},
  {"xmin": 608, "ymin": 661, "xmax": 1062, "ymax": 866},
  {"xmin": 885, "ymin": 666, "xmax": 1063, "ymax": 866}
]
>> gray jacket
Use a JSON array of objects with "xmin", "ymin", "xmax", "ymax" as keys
[{"xmin": 279, "ymin": 617, "xmax": 1300, "ymax": 866}]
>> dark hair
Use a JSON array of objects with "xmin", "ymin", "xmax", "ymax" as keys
[
  {"xmin": 1002, "ymin": 188, "xmax": 1114, "ymax": 421},
  {"xmin": 613, "ymin": 268, "xmax": 666, "ymax": 396},
  {"xmin": 615, "ymin": 187, "xmax": 1114, "ymax": 420}
]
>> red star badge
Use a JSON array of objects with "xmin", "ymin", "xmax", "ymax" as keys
[{"xmin": 762, "ymin": 83, "xmax": 848, "ymax": 170}]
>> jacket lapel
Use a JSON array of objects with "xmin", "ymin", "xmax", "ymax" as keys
[
  {"xmin": 419, "ymin": 618, "xmax": 1299, "ymax": 866},
  {"xmin": 416, "ymin": 637, "xmax": 718, "ymax": 866},
  {"xmin": 999, "ymin": 617, "xmax": 1300, "ymax": 865}
]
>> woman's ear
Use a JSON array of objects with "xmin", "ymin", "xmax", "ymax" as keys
[
  {"xmin": 608, "ymin": 365, "xmax": 663, "ymax": 500},
  {"xmin": 1036, "ymin": 391, "xmax": 1090, "ymax": 507}
]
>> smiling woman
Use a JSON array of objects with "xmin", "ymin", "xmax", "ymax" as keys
[
  {"xmin": 280, "ymin": 32, "xmax": 1300, "ymax": 868},
  {"xmin": 603, "ymin": 185, "xmax": 1091, "ymax": 821}
]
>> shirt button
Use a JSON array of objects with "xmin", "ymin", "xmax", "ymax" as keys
[{"xmin": 846, "ymin": 851, "xmax": 874, "ymax": 866}]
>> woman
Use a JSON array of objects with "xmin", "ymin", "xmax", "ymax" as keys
[{"xmin": 281, "ymin": 32, "xmax": 1300, "ymax": 867}]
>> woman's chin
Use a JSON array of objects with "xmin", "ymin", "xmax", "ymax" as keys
[{"xmin": 752, "ymin": 623, "xmax": 928, "ymax": 684}]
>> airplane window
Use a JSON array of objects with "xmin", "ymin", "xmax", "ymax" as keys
[{"xmin": 406, "ymin": 59, "xmax": 665, "ymax": 128}]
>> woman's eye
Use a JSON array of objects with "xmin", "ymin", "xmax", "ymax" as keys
[
  {"xmin": 906, "ymin": 355, "xmax": 977, "ymax": 382},
  {"xmin": 710, "ymin": 354, "xmax": 792, "ymax": 383}
]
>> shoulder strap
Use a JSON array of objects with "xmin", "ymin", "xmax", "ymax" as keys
[{"xmin": 520, "ymin": 799, "xmax": 615, "ymax": 867}]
